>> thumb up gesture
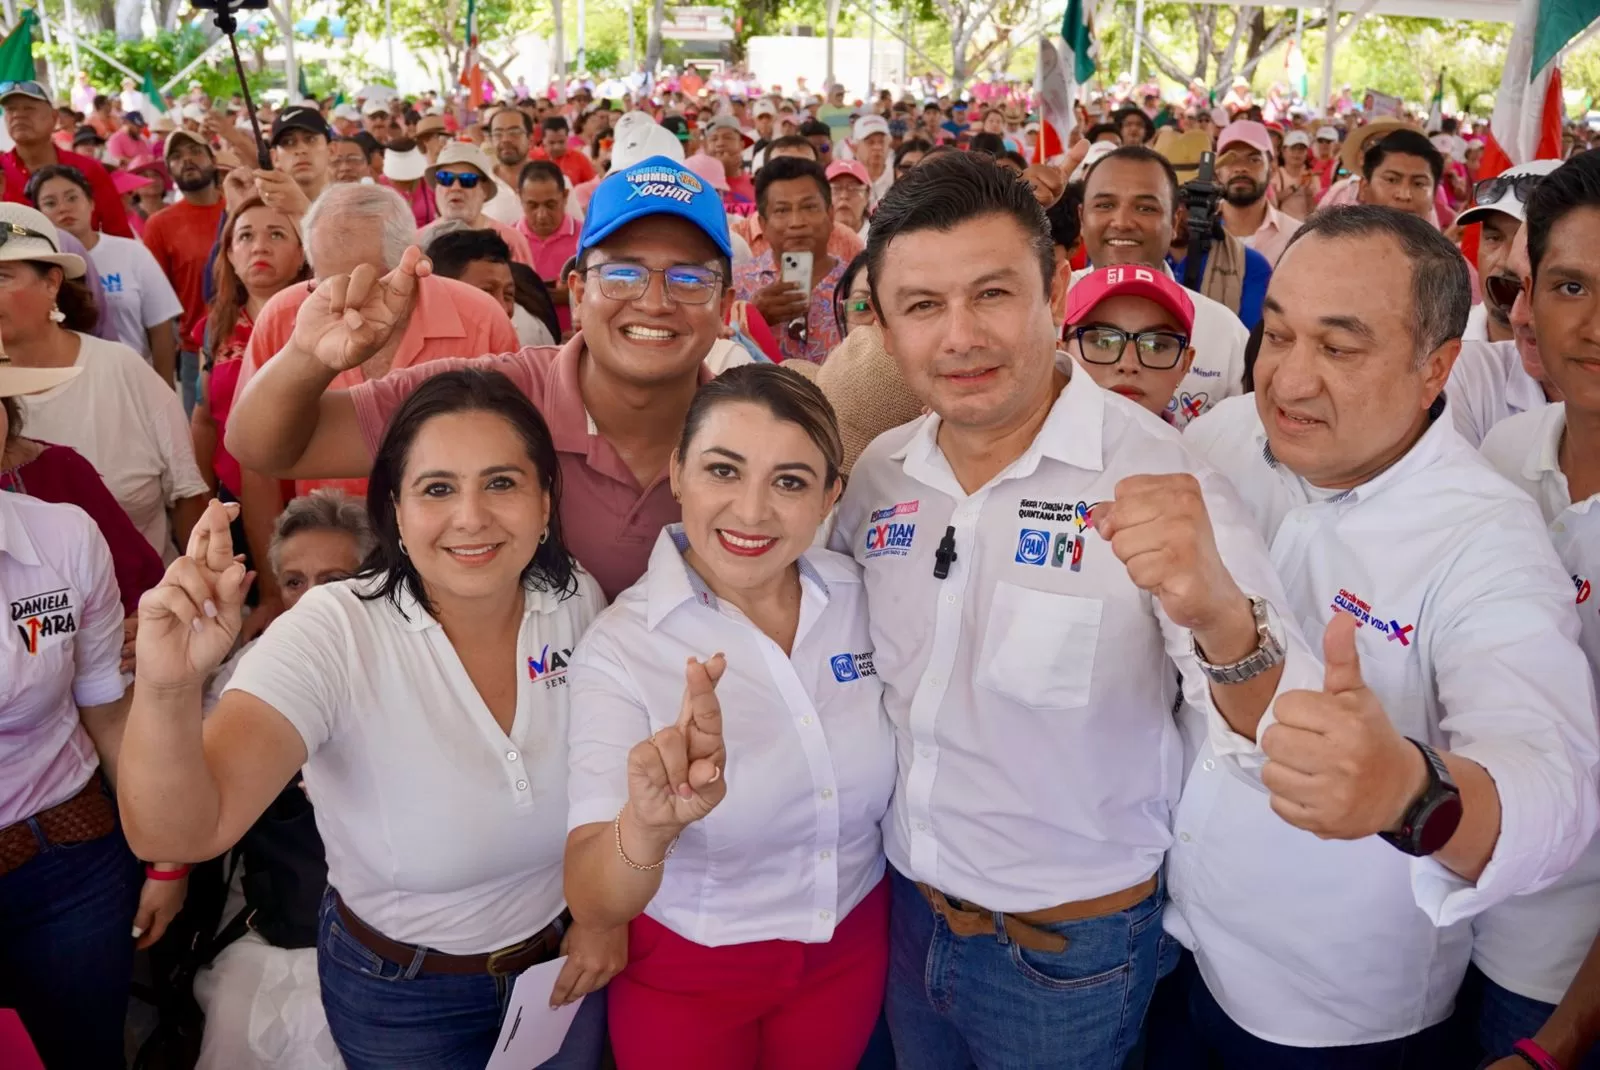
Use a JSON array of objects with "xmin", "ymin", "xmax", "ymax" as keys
[
  {"xmin": 1261, "ymin": 613, "xmax": 1428, "ymax": 840},
  {"xmin": 625, "ymin": 655, "xmax": 729, "ymax": 838}
]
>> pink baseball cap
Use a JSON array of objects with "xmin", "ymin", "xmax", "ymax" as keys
[
  {"xmin": 1216, "ymin": 119, "xmax": 1273, "ymax": 156},
  {"xmin": 682, "ymin": 152, "xmax": 731, "ymax": 193},
  {"xmin": 1065, "ymin": 265, "xmax": 1195, "ymax": 336},
  {"xmin": 111, "ymin": 170, "xmax": 157, "ymax": 195},
  {"xmin": 826, "ymin": 159, "xmax": 870, "ymax": 187}
]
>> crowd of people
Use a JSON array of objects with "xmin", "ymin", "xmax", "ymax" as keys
[{"xmin": 3, "ymin": 58, "xmax": 1600, "ymax": 1070}]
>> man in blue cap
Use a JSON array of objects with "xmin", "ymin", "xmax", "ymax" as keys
[{"xmin": 227, "ymin": 155, "xmax": 739, "ymax": 600}]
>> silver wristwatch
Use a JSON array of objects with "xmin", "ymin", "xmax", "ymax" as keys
[{"xmin": 1192, "ymin": 596, "xmax": 1286, "ymax": 684}]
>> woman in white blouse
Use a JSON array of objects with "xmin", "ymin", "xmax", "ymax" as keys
[
  {"xmin": 564, "ymin": 363, "xmax": 897, "ymax": 1070},
  {"xmin": 117, "ymin": 369, "xmax": 618, "ymax": 1070}
]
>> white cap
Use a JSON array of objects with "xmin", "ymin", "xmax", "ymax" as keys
[
  {"xmin": 1283, "ymin": 130, "xmax": 1311, "ymax": 148},
  {"xmin": 610, "ymin": 112, "xmax": 685, "ymax": 169},
  {"xmin": 333, "ymin": 104, "xmax": 361, "ymax": 121},
  {"xmin": 753, "ymin": 99, "xmax": 777, "ymax": 118},
  {"xmin": 852, "ymin": 114, "xmax": 889, "ymax": 141},
  {"xmin": 1315, "ymin": 125, "xmax": 1340, "ymax": 142},
  {"xmin": 362, "ymin": 97, "xmax": 393, "ymax": 117},
  {"xmin": 1456, "ymin": 158, "xmax": 1564, "ymax": 226}
]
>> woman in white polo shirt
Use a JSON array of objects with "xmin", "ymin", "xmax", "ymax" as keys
[
  {"xmin": 117, "ymin": 369, "xmax": 617, "ymax": 1070},
  {"xmin": 564, "ymin": 363, "xmax": 896, "ymax": 1070}
]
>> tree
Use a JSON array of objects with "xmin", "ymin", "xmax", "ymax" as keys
[
  {"xmin": 1117, "ymin": 4, "xmax": 1325, "ymax": 91},
  {"xmin": 644, "ymin": 0, "xmax": 664, "ymax": 72}
]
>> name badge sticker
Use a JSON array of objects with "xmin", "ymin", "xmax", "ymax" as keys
[{"xmin": 11, "ymin": 587, "xmax": 77, "ymax": 656}]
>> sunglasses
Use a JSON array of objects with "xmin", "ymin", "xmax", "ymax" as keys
[
  {"xmin": 1483, "ymin": 274, "xmax": 1524, "ymax": 312},
  {"xmin": 0, "ymin": 81, "xmax": 50, "ymax": 103},
  {"xmin": 1473, "ymin": 173, "xmax": 1543, "ymax": 208},
  {"xmin": 0, "ymin": 221, "xmax": 58, "ymax": 254},
  {"xmin": 433, "ymin": 170, "xmax": 482, "ymax": 189}
]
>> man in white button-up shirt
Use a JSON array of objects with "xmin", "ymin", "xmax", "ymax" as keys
[
  {"xmin": 1074, "ymin": 146, "xmax": 1250, "ymax": 429},
  {"xmin": 1158, "ymin": 205, "xmax": 1600, "ymax": 1066},
  {"xmin": 1470, "ymin": 152, "xmax": 1600, "ymax": 1070},
  {"xmin": 834, "ymin": 150, "xmax": 1317, "ymax": 1070}
]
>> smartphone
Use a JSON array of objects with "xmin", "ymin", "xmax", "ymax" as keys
[{"xmin": 780, "ymin": 250, "xmax": 813, "ymax": 292}]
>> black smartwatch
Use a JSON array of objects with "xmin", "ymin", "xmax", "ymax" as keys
[{"xmin": 1379, "ymin": 738, "xmax": 1463, "ymax": 857}]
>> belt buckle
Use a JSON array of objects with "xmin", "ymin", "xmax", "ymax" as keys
[{"xmin": 486, "ymin": 939, "xmax": 531, "ymax": 976}]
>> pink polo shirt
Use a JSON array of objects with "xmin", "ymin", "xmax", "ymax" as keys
[
  {"xmin": 349, "ymin": 334, "xmax": 708, "ymax": 600},
  {"xmin": 481, "ymin": 214, "xmax": 536, "ymax": 268},
  {"xmin": 233, "ymin": 273, "xmax": 520, "ymax": 498},
  {"xmin": 1240, "ymin": 203, "xmax": 1303, "ymax": 268},
  {"xmin": 516, "ymin": 213, "xmax": 581, "ymax": 285}
]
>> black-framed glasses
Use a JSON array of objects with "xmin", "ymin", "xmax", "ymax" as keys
[
  {"xmin": 1473, "ymin": 173, "xmax": 1543, "ymax": 208},
  {"xmin": 433, "ymin": 170, "xmax": 482, "ymax": 189},
  {"xmin": 0, "ymin": 222, "xmax": 57, "ymax": 254},
  {"xmin": 1484, "ymin": 274, "xmax": 1524, "ymax": 311},
  {"xmin": 585, "ymin": 262, "xmax": 723, "ymax": 305},
  {"xmin": 1070, "ymin": 326, "xmax": 1189, "ymax": 370},
  {"xmin": 0, "ymin": 81, "xmax": 50, "ymax": 103}
]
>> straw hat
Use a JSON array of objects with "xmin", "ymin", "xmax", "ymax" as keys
[
  {"xmin": 785, "ymin": 325, "xmax": 924, "ymax": 476},
  {"xmin": 425, "ymin": 141, "xmax": 501, "ymax": 197},
  {"xmin": 1341, "ymin": 118, "xmax": 1420, "ymax": 177},
  {"xmin": 1157, "ymin": 129, "xmax": 1215, "ymax": 180},
  {"xmin": 0, "ymin": 204, "xmax": 87, "ymax": 279}
]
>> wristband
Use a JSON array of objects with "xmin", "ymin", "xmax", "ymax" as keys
[
  {"xmin": 1514, "ymin": 1039, "xmax": 1564, "ymax": 1070},
  {"xmin": 145, "ymin": 864, "xmax": 192, "ymax": 881}
]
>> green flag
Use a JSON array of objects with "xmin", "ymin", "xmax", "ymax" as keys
[
  {"xmin": 0, "ymin": 10, "xmax": 40, "ymax": 84},
  {"xmin": 140, "ymin": 70, "xmax": 167, "ymax": 115},
  {"xmin": 1060, "ymin": 0, "xmax": 1096, "ymax": 84},
  {"xmin": 1532, "ymin": 0, "xmax": 1600, "ymax": 79}
]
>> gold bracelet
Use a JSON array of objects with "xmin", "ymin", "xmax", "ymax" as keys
[{"xmin": 614, "ymin": 807, "xmax": 677, "ymax": 871}]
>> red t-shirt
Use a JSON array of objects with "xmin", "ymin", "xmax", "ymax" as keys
[
  {"xmin": 531, "ymin": 147, "xmax": 597, "ymax": 188},
  {"xmin": 1, "ymin": 443, "xmax": 166, "ymax": 615},
  {"xmin": 141, "ymin": 198, "xmax": 228, "ymax": 343},
  {"xmin": 1, "ymin": 146, "xmax": 134, "ymax": 239}
]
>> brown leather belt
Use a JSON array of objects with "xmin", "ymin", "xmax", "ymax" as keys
[
  {"xmin": 916, "ymin": 874, "xmax": 1159, "ymax": 954},
  {"xmin": 0, "ymin": 771, "xmax": 115, "ymax": 878},
  {"xmin": 333, "ymin": 892, "xmax": 570, "ymax": 977}
]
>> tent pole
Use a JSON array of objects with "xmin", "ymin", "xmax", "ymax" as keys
[
  {"xmin": 1320, "ymin": 3, "xmax": 1337, "ymax": 113},
  {"xmin": 1131, "ymin": 0, "xmax": 1144, "ymax": 83}
]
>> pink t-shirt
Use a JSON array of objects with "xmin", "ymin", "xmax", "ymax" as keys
[{"xmin": 350, "ymin": 334, "xmax": 708, "ymax": 600}]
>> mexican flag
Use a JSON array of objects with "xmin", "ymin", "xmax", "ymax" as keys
[
  {"xmin": 1284, "ymin": 37, "xmax": 1308, "ymax": 100},
  {"xmin": 0, "ymin": 10, "xmax": 40, "ymax": 83},
  {"xmin": 1480, "ymin": 0, "xmax": 1595, "ymax": 175},
  {"xmin": 140, "ymin": 70, "xmax": 167, "ymax": 115},
  {"xmin": 1425, "ymin": 69, "xmax": 1445, "ymax": 133},
  {"xmin": 1035, "ymin": 35, "xmax": 1072, "ymax": 164},
  {"xmin": 458, "ymin": 0, "xmax": 485, "ymax": 109},
  {"xmin": 1061, "ymin": 0, "xmax": 1096, "ymax": 85}
]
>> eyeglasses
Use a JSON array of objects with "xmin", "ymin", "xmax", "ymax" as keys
[
  {"xmin": 1070, "ymin": 326, "xmax": 1189, "ymax": 370},
  {"xmin": 0, "ymin": 81, "xmax": 50, "ymax": 104},
  {"xmin": 585, "ymin": 262, "xmax": 723, "ymax": 305},
  {"xmin": 1473, "ymin": 173, "xmax": 1543, "ymax": 208},
  {"xmin": 433, "ymin": 170, "xmax": 482, "ymax": 190},
  {"xmin": 1484, "ymin": 273, "xmax": 1524, "ymax": 311},
  {"xmin": 0, "ymin": 222, "xmax": 58, "ymax": 254}
]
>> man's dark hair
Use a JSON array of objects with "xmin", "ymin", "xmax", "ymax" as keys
[
  {"xmin": 1085, "ymin": 122, "xmax": 1121, "ymax": 143},
  {"xmin": 351, "ymin": 131, "xmax": 382, "ymax": 159},
  {"xmin": 491, "ymin": 107, "xmax": 533, "ymax": 135},
  {"xmin": 969, "ymin": 132, "xmax": 1006, "ymax": 157},
  {"xmin": 1000, "ymin": 150, "xmax": 1029, "ymax": 171},
  {"xmin": 1084, "ymin": 145, "xmax": 1181, "ymax": 215},
  {"xmin": 386, "ymin": 136, "xmax": 418, "ymax": 154},
  {"xmin": 1362, "ymin": 130, "xmax": 1444, "ymax": 186},
  {"xmin": 866, "ymin": 150, "xmax": 1054, "ymax": 317},
  {"xmin": 1045, "ymin": 181, "xmax": 1084, "ymax": 254},
  {"xmin": 1281, "ymin": 205, "xmax": 1469, "ymax": 362},
  {"xmin": 894, "ymin": 137, "xmax": 932, "ymax": 169},
  {"xmin": 424, "ymin": 227, "xmax": 512, "ymax": 278},
  {"xmin": 403, "ymin": 108, "xmax": 421, "ymax": 126},
  {"xmin": 518, "ymin": 159, "xmax": 566, "ymax": 190},
  {"xmin": 542, "ymin": 115, "xmax": 570, "ymax": 134},
  {"xmin": 1440, "ymin": 116, "xmax": 1459, "ymax": 135},
  {"xmin": 1110, "ymin": 106, "xmax": 1153, "ymax": 144},
  {"xmin": 92, "ymin": 94, "xmax": 109, "ymax": 110},
  {"xmin": 1526, "ymin": 149, "xmax": 1600, "ymax": 278},
  {"xmin": 798, "ymin": 118, "xmax": 832, "ymax": 140},
  {"xmin": 762, "ymin": 134, "xmax": 818, "ymax": 161},
  {"xmin": 755, "ymin": 155, "xmax": 831, "ymax": 215}
]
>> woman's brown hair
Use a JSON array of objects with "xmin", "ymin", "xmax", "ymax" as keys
[{"xmin": 206, "ymin": 197, "xmax": 310, "ymax": 359}]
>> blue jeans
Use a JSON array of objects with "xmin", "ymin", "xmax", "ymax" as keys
[
  {"xmin": 885, "ymin": 866, "xmax": 1173, "ymax": 1070},
  {"xmin": 1450, "ymin": 963, "xmax": 1600, "ymax": 1069},
  {"xmin": 1144, "ymin": 948, "xmax": 1452, "ymax": 1069},
  {"xmin": 316, "ymin": 889, "xmax": 607, "ymax": 1070},
  {"xmin": 0, "ymin": 807, "xmax": 142, "ymax": 1069},
  {"xmin": 180, "ymin": 349, "xmax": 199, "ymax": 417}
]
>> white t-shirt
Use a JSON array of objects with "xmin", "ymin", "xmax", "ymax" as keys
[
  {"xmin": 86, "ymin": 233, "xmax": 184, "ymax": 362},
  {"xmin": 225, "ymin": 571, "xmax": 604, "ymax": 955},
  {"xmin": 1446, "ymin": 339, "xmax": 1548, "ymax": 447},
  {"xmin": 18, "ymin": 334, "xmax": 210, "ymax": 562},
  {"xmin": 482, "ymin": 181, "xmax": 524, "ymax": 226}
]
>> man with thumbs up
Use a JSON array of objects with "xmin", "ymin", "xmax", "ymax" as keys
[{"xmin": 1150, "ymin": 205, "xmax": 1600, "ymax": 1067}]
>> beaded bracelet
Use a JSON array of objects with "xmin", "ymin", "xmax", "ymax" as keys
[{"xmin": 614, "ymin": 808, "xmax": 677, "ymax": 871}]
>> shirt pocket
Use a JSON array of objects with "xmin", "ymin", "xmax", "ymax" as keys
[{"xmin": 975, "ymin": 582, "xmax": 1102, "ymax": 710}]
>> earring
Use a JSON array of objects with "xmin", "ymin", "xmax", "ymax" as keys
[
  {"xmin": 397, "ymin": 536, "xmax": 408, "ymax": 556},
  {"xmin": 48, "ymin": 305, "xmax": 65, "ymax": 324},
  {"xmin": 538, "ymin": 530, "xmax": 549, "ymax": 545}
]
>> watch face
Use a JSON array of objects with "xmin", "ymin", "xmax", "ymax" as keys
[{"xmin": 1416, "ymin": 793, "xmax": 1465, "ymax": 856}]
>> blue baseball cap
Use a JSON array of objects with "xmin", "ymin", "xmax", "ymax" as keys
[{"xmin": 579, "ymin": 155, "xmax": 732, "ymax": 260}]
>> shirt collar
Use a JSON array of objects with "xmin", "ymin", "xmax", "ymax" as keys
[
  {"xmin": 545, "ymin": 334, "xmax": 714, "ymax": 455},
  {"xmin": 644, "ymin": 524, "xmax": 831, "ymax": 631},
  {"xmin": 1523, "ymin": 401, "xmax": 1567, "ymax": 485},
  {"xmin": 0, "ymin": 493, "xmax": 41, "ymax": 566},
  {"xmin": 393, "ymin": 274, "xmax": 470, "ymax": 369},
  {"xmin": 889, "ymin": 354, "xmax": 1104, "ymax": 490}
]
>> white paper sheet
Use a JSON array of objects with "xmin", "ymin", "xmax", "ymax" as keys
[{"xmin": 483, "ymin": 956, "xmax": 584, "ymax": 1070}]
